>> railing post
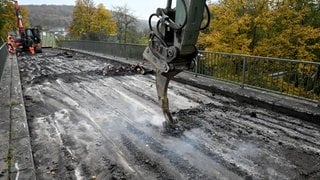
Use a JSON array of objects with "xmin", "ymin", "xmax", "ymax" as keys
[
  {"xmin": 195, "ymin": 54, "xmax": 198, "ymax": 75},
  {"xmin": 241, "ymin": 57, "xmax": 246, "ymax": 88}
]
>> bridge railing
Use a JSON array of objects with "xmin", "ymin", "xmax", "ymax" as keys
[
  {"xmin": 195, "ymin": 52, "xmax": 320, "ymax": 104},
  {"xmin": 0, "ymin": 43, "xmax": 8, "ymax": 80},
  {"xmin": 59, "ymin": 40, "xmax": 145, "ymax": 60},
  {"xmin": 59, "ymin": 40, "xmax": 320, "ymax": 105},
  {"xmin": 41, "ymin": 31, "xmax": 57, "ymax": 48}
]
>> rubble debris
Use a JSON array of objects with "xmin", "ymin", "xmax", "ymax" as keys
[
  {"xmin": 57, "ymin": 50, "xmax": 73, "ymax": 58},
  {"xmin": 102, "ymin": 64, "xmax": 153, "ymax": 76}
]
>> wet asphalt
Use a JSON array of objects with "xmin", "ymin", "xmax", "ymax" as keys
[{"xmin": 1, "ymin": 48, "xmax": 320, "ymax": 179}]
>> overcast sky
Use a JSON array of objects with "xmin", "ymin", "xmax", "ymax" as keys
[{"xmin": 19, "ymin": 0, "xmax": 178, "ymax": 20}]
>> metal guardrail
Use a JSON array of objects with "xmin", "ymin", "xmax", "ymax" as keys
[
  {"xmin": 0, "ymin": 43, "xmax": 8, "ymax": 81},
  {"xmin": 195, "ymin": 52, "xmax": 320, "ymax": 104},
  {"xmin": 60, "ymin": 40, "xmax": 320, "ymax": 105},
  {"xmin": 41, "ymin": 32, "xmax": 57, "ymax": 48}
]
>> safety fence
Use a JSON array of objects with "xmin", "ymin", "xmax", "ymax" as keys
[
  {"xmin": 60, "ymin": 40, "xmax": 320, "ymax": 104},
  {"xmin": 0, "ymin": 43, "xmax": 8, "ymax": 80},
  {"xmin": 41, "ymin": 32, "xmax": 57, "ymax": 48},
  {"xmin": 195, "ymin": 52, "xmax": 320, "ymax": 104}
]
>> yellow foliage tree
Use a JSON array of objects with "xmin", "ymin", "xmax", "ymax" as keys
[
  {"xmin": 90, "ymin": 4, "xmax": 117, "ymax": 39},
  {"xmin": 69, "ymin": 0, "xmax": 116, "ymax": 41},
  {"xmin": 198, "ymin": 0, "xmax": 320, "ymax": 62},
  {"xmin": 199, "ymin": 0, "xmax": 274, "ymax": 54},
  {"xmin": 254, "ymin": 1, "xmax": 320, "ymax": 61},
  {"xmin": 69, "ymin": 0, "xmax": 93, "ymax": 38},
  {"xmin": 0, "ymin": 1, "xmax": 30, "ymax": 41}
]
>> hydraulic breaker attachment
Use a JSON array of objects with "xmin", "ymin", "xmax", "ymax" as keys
[
  {"xmin": 143, "ymin": 0, "xmax": 210, "ymax": 127},
  {"xmin": 155, "ymin": 70, "xmax": 180, "ymax": 125}
]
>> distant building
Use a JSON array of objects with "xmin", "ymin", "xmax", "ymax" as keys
[{"xmin": 49, "ymin": 27, "xmax": 68, "ymax": 37}]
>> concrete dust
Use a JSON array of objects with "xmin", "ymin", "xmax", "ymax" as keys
[{"xmin": 18, "ymin": 49, "xmax": 320, "ymax": 179}]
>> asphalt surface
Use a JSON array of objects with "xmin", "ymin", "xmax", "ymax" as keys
[{"xmin": 1, "ymin": 48, "xmax": 319, "ymax": 179}]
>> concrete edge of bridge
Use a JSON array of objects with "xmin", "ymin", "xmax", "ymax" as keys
[
  {"xmin": 174, "ymin": 72, "xmax": 320, "ymax": 125},
  {"xmin": 0, "ymin": 54, "xmax": 36, "ymax": 179},
  {"xmin": 59, "ymin": 47, "xmax": 148, "ymax": 68}
]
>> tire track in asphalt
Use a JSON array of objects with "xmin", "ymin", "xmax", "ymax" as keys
[{"xmin": 77, "ymin": 76, "xmax": 221, "ymax": 179}]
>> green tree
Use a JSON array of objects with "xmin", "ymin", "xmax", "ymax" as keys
[
  {"xmin": 112, "ymin": 5, "xmax": 137, "ymax": 43},
  {"xmin": 69, "ymin": 0, "xmax": 116, "ymax": 40}
]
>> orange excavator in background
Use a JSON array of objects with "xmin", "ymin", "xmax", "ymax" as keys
[{"xmin": 13, "ymin": 0, "xmax": 42, "ymax": 55}]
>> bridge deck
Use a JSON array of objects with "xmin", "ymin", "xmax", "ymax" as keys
[{"xmin": 1, "ymin": 48, "xmax": 320, "ymax": 179}]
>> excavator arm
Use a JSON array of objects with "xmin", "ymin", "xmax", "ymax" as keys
[
  {"xmin": 12, "ymin": 0, "xmax": 42, "ymax": 54},
  {"xmin": 143, "ymin": 0, "xmax": 210, "ymax": 127}
]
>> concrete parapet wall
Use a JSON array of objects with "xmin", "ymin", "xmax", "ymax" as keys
[
  {"xmin": 0, "ymin": 43, "xmax": 8, "ymax": 81},
  {"xmin": 0, "ymin": 54, "xmax": 36, "ymax": 179},
  {"xmin": 59, "ymin": 40, "xmax": 146, "ymax": 61}
]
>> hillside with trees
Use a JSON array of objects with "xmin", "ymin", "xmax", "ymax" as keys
[
  {"xmin": 24, "ymin": 5, "xmax": 74, "ymax": 30},
  {"xmin": 24, "ymin": 3, "xmax": 149, "ymax": 43}
]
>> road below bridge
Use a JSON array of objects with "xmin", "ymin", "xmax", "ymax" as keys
[{"xmin": 18, "ymin": 48, "xmax": 320, "ymax": 179}]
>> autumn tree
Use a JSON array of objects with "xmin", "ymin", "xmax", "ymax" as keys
[
  {"xmin": 0, "ymin": 1, "xmax": 5, "ymax": 32},
  {"xmin": 69, "ymin": 0, "xmax": 94, "ymax": 39},
  {"xmin": 199, "ymin": 0, "xmax": 249, "ymax": 53},
  {"xmin": 198, "ymin": 0, "xmax": 320, "ymax": 62},
  {"xmin": 0, "ymin": 0, "xmax": 30, "ymax": 42},
  {"xmin": 197, "ymin": 0, "xmax": 320, "ymax": 98},
  {"xmin": 69, "ymin": 0, "xmax": 116, "ymax": 41},
  {"xmin": 0, "ymin": 3, "xmax": 5, "ymax": 42},
  {"xmin": 90, "ymin": 3, "xmax": 117, "ymax": 40},
  {"xmin": 254, "ymin": 0, "xmax": 320, "ymax": 61}
]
